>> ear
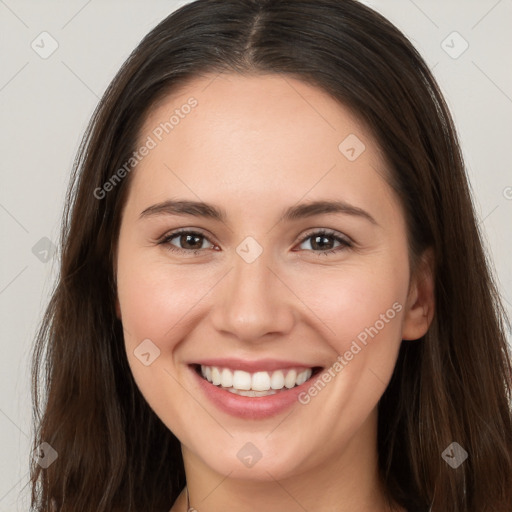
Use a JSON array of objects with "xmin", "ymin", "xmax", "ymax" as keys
[{"xmin": 401, "ymin": 247, "xmax": 435, "ymax": 341}]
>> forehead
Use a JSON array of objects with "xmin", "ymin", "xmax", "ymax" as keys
[
  {"xmin": 139, "ymin": 72, "xmax": 370, "ymax": 159},
  {"xmin": 126, "ymin": 72, "xmax": 396, "ymax": 223}
]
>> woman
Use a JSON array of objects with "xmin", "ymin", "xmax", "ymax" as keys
[{"xmin": 30, "ymin": 0, "xmax": 512, "ymax": 511}]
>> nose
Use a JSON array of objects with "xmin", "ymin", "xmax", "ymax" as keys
[{"xmin": 210, "ymin": 250, "xmax": 296, "ymax": 343}]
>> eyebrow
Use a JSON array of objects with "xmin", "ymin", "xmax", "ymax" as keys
[{"xmin": 139, "ymin": 199, "xmax": 378, "ymax": 225}]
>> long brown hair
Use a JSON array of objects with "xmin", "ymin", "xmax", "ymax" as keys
[{"xmin": 29, "ymin": 1, "xmax": 512, "ymax": 510}]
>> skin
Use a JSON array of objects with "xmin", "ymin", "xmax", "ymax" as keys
[{"xmin": 114, "ymin": 72, "xmax": 435, "ymax": 512}]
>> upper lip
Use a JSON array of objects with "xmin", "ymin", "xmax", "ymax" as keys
[{"xmin": 189, "ymin": 358, "xmax": 320, "ymax": 373}]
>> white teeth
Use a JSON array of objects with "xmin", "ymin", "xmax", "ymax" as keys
[
  {"xmin": 199, "ymin": 365, "xmax": 313, "ymax": 393},
  {"xmin": 296, "ymin": 369, "xmax": 309, "ymax": 386},
  {"xmin": 284, "ymin": 369, "xmax": 297, "ymax": 389},
  {"xmin": 270, "ymin": 370, "xmax": 285, "ymax": 389},
  {"xmin": 233, "ymin": 370, "xmax": 252, "ymax": 390},
  {"xmin": 221, "ymin": 368, "xmax": 233, "ymax": 388},
  {"xmin": 252, "ymin": 371, "xmax": 271, "ymax": 391},
  {"xmin": 227, "ymin": 388, "xmax": 277, "ymax": 397},
  {"xmin": 211, "ymin": 367, "xmax": 221, "ymax": 386}
]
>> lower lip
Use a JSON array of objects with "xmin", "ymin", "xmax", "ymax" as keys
[{"xmin": 189, "ymin": 365, "xmax": 320, "ymax": 420}]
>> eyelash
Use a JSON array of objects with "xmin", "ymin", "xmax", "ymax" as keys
[{"xmin": 157, "ymin": 228, "xmax": 353, "ymax": 257}]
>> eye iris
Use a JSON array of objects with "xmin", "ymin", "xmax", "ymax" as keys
[
  {"xmin": 180, "ymin": 233, "xmax": 203, "ymax": 250},
  {"xmin": 312, "ymin": 234, "xmax": 334, "ymax": 250}
]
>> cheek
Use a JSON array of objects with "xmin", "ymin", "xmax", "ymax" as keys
[
  {"xmin": 289, "ymin": 260, "xmax": 407, "ymax": 351},
  {"xmin": 285, "ymin": 263, "xmax": 407, "ymax": 438},
  {"xmin": 115, "ymin": 250, "xmax": 206, "ymax": 429},
  {"xmin": 116, "ymin": 248, "xmax": 210, "ymax": 348},
  {"xmin": 284, "ymin": 254, "xmax": 409, "ymax": 421}
]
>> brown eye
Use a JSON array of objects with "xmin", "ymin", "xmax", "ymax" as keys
[
  {"xmin": 173, "ymin": 233, "xmax": 205, "ymax": 250},
  {"xmin": 159, "ymin": 230, "xmax": 215, "ymax": 255},
  {"xmin": 296, "ymin": 230, "xmax": 352, "ymax": 255}
]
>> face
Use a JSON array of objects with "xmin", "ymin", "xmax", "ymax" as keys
[{"xmin": 115, "ymin": 73, "xmax": 432, "ymax": 483}]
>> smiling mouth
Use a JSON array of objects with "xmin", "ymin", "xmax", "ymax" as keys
[{"xmin": 192, "ymin": 364, "xmax": 323, "ymax": 397}]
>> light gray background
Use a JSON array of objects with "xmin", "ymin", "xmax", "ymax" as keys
[{"xmin": 1, "ymin": 0, "xmax": 511, "ymax": 510}]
